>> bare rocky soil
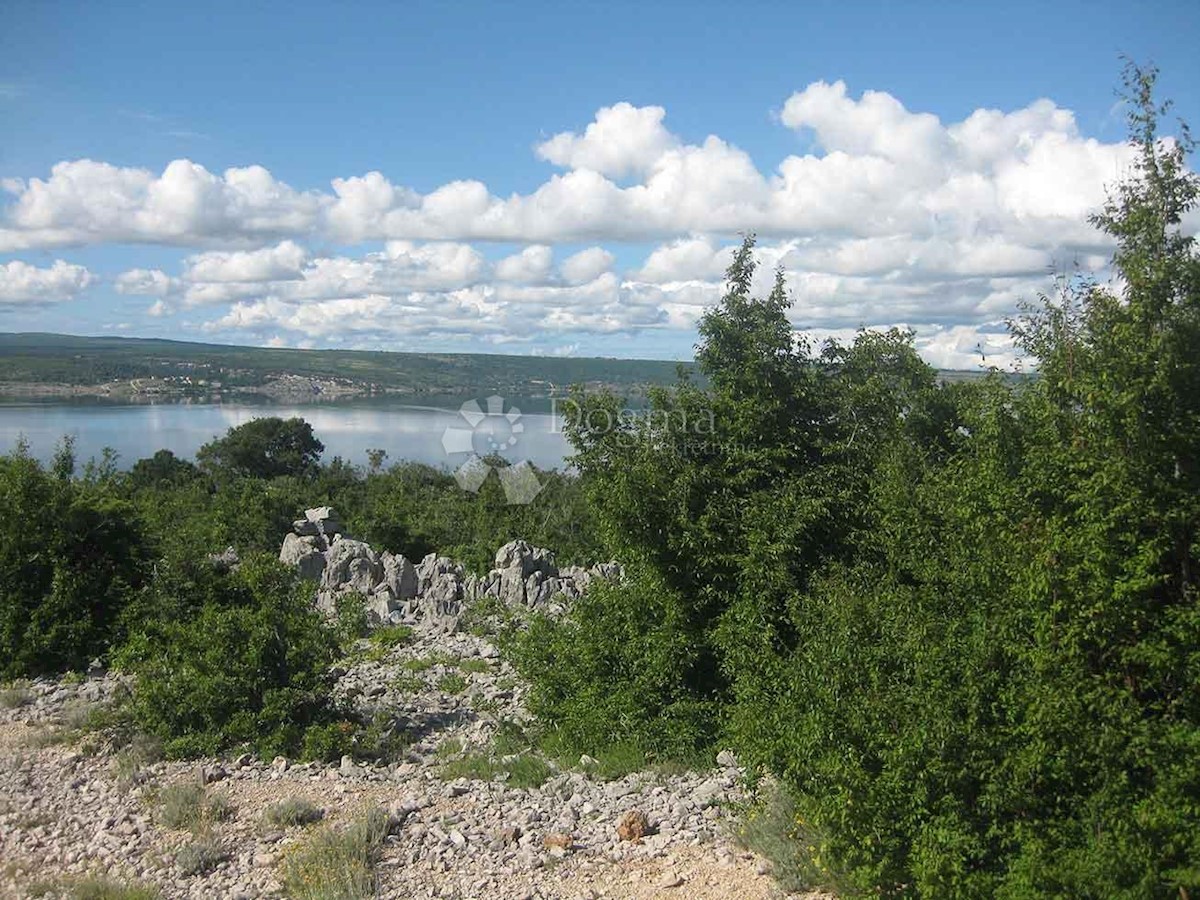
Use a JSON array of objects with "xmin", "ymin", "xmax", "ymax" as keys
[{"xmin": 1, "ymin": 626, "xmax": 824, "ymax": 900}]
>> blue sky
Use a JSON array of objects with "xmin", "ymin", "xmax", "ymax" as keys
[{"xmin": 2, "ymin": 0, "xmax": 1197, "ymax": 365}]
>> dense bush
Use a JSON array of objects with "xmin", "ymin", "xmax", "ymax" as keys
[
  {"xmin": 0, "ymin": 443, "xmax": 149, "ymax": 678},
  {"xmin": 511, "ymin": 65, "xmax": 1200, "ymax": 899},
  {"xmin": 507, "ymin": 572, "xmax": 719, "ymax": 764},
  {"xmin": 115, "ymin": 555, "xmax": 348, "ymax": 759},
  {"xmin": 349, "ymin": 457, "xmax": 599, "ymax": 574}
]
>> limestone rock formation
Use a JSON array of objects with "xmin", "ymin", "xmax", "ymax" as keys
[{"xmin": 277, "ymin": 507, "xmax": 622, "ymax": 632}]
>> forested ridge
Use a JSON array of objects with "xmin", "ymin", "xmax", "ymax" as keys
[
  {"xmin": 2, "ymin": 65, "xmax": 1197, "ymax": 898},
  {"xmin": 0, "ymin": 332, "xmax": 693, "ymax": 400}
]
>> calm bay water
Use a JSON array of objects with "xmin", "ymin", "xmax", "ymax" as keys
[{"xmin": 0, "ymin": 399, "xmax": 573, "ymax": 471}]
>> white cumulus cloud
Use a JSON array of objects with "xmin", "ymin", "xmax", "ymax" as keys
[
  {"xmin": 0, "ymin": 259, "xmax": 95, "ymax": 306},
  {"xmin": 560, "ymin": 247, "xmax": 614, "ymax": 284},
  {"xmin": 536, "ymin": 102, "xmax": 678, "ymax": 178},
  {"xmin": 0, "ymin": 159, "xmax": 322, "ymax": 251},
  {"xmin": 1, "ymin": 78, "xmax": 1179, "ymax": 366}
]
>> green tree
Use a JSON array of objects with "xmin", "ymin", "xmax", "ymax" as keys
[
  {"xmin": 196, "ymin": 417, "xmax": 324, "ymax": 479},
  {"xmin": 513, "ymin": 62, "xmax": 1199, "ymax": 899},
  {"xmin": 129, "ymin": 448, "xmax": 200, "ymax": 489},
  {"xmin": 514, "ymin": 234, "xmax": 947, "ymax": 767}
]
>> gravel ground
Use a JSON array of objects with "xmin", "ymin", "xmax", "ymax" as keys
[{"xmin": 0, "ymin": 626, "xmax": 826, "ymax": 899}]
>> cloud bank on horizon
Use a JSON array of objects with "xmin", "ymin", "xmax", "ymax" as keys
[{"xmin": 1, "ymin": 79, "xmax": 1182, "ymax": 369}]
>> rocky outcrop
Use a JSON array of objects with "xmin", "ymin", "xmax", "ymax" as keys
[
  {"xmin": 279, "ymin": 533, "xmax": 325, "ymax": 581},
  {"xmin": 278, "ymin": 508, "xmax": 622, "ymax": 632},
  {"xmin": 463, "ymin": 540, "xmax": 623, "ymax": 614}
]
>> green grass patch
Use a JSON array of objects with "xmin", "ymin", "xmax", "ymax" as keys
[
  {"xmin": 390, "ymin": 674, "xmax": 425, "ymax": 693},
  {"xmin": 434, "ymin": 738, "xmax": 463, "ymax": 759},
  {"xmin": 457, "ymin": 657, "xmax": 492, "ymax": 674},
  {"xmin": 470, "ymin": 693, "xmax": 500, "ymax": 714},
  {"xmin": 436, "ymin": 673, "xmax": 467, "ymax": 695},
  {"xmin": 503, "ymin": 754, "xmax": 553, "ymax": 789},
  {"xmin": 369, "ymin": 625, "xmax": 413, "ymax": 649},
  {"xmin": 440, "ymin": 750, "xmax": 552, "ymax": 789}
]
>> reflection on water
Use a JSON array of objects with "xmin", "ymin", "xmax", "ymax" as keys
[{"xmin": 0, "ymin": 400, "xmax": 572, "ymax": 471}]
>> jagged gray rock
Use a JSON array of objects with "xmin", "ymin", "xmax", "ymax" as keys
[
  {"xmin": 279, "ymin": 532, "xmax": 326, "ymax": 581},
  {"xmin": 416, "ymin": 554, "xmax": 467, "ymax": 633},
  {"xmin": 321, "ymin": 538, "xmax": 381, "ymax": 596},
  {"xmin": 277, "ymin": 509, "xmax": 622, "ymax": 631}
]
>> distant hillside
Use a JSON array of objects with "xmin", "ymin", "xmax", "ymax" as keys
[{"xmin": 0, "ymin": 332, "xmax": 695, "ymax": 402}]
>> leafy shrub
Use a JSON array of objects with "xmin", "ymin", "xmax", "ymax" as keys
[
  {"xmin": 507, "ymin": 572, "xmax": 720, "ymax": 765},
  {"xmin": 348, "ymin": 711, "xmax": 409, "ymax": 762},
  {"xmin": 128, "ymin": 449, "xmax": 199, "ymax": 490},
  {"xmin": 0, "ymin": 448, "xmax": 149, "ymax": 678},
  {"xmin": 332, "ymin": 593, "xmax": 370, "ymax": 649},
  {"xmin": 115, "ymin": 555, "xmax": 348, "ymax": 760},
  {"xmin": 513, "ymin": 67, "xmax": 1200, "ymax": 899}
]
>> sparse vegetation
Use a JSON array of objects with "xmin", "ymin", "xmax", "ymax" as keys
[
  {"xmin": 175, "ymin": 836, "xmax": 227, "ymax": 876},
  {"xmin": 735, "ymin": 781, "xmax": 839, "ymax": 894},
  {"xmin": 71, "ymin": 877, "xmax": 162, "ymax": 900},
  {"xmin": 112, "ymin": 735, "xmax": 163, "ymax": 791},
  {"xmin": 281, "ymin": 806, "xmax": 390, "ymax": 900},
  {"xmin": 155, "ymin": 783, "xmax": 233, "ymax": 831},
  {"xmin": 435, "ymin": 737, "xmax": 463, "ymax": 759},
  {"xmin": 264, "ymin": 797, "xmax": 325, "ymax": 828},
  {"xmin": 436, "ymin": 673, "xmax": 467, "ymax": 695},
  {"xmin": 439, "ymin": 728, "xmax": 554, "ymax": 790},
  {"xmin": 389, "ymin": 673, "xmax": 425, "ymax": 693},
  {"xmin": 0, "ymin": 681, "xmax": 32, "ymax": 709},
  {"xmin": 457, "ymin": 657, "xmax": 492, "ymax": 674},
  {"xmin": 24, "ymin": 875, "xmax": 162, "ymax": 900}
]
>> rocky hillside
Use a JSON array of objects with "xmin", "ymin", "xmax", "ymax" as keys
[
  {"xmin": 0, "ymin": 509, "xmax": 825, "ymax": 899},
  {"xmin": 281, "ymin": 506, "xmax": 622, "ymax": 630}
]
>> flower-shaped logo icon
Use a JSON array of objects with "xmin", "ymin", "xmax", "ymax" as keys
[{"xmin": 440, "ymin": 395, "xmax": 544, "ymax": 504}]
